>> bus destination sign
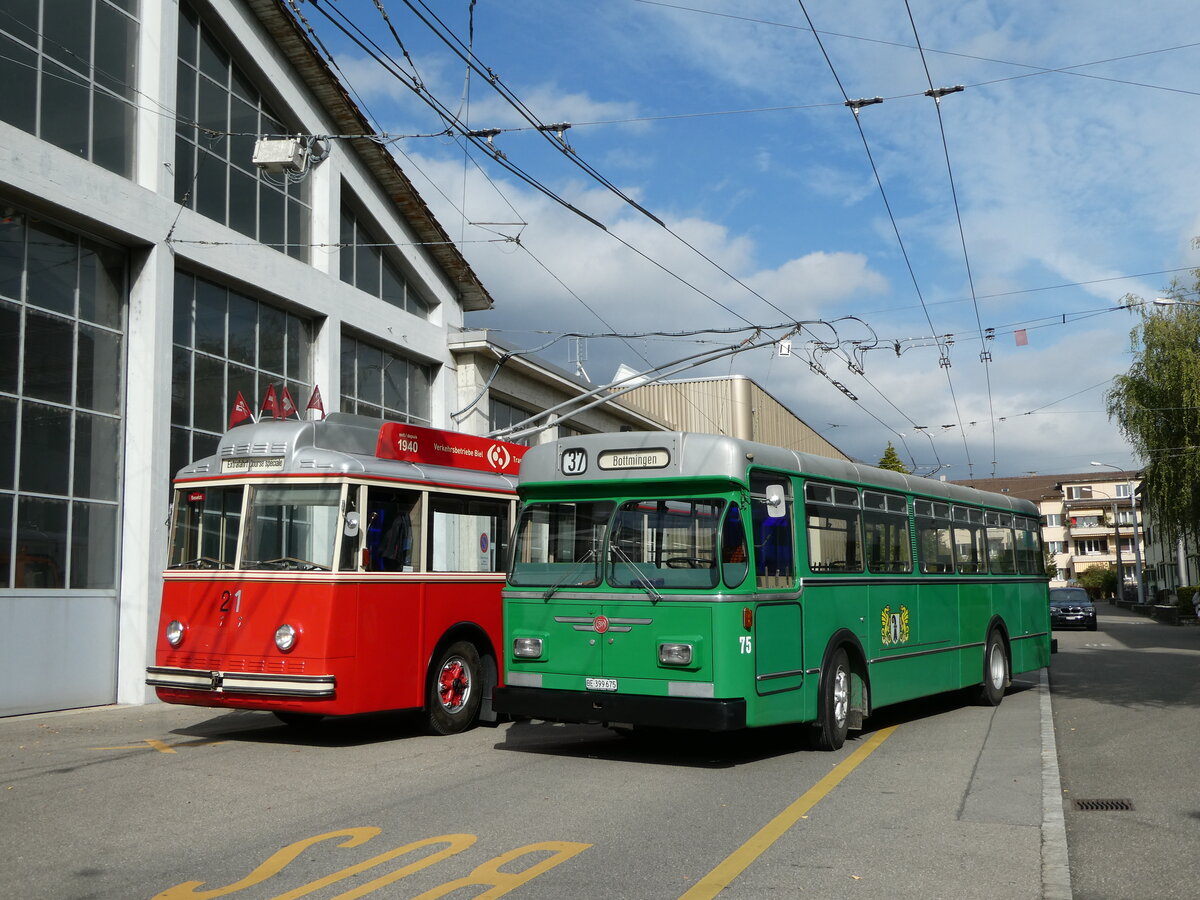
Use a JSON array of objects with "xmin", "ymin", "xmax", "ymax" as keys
[{"xmin": 597, "ymin": 448, "xmax": 670, "ymax": 471}]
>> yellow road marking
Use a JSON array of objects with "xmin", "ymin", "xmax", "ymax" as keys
[
  {"xmin": 678, "ymin": 726, "xmax": 898, "ymax": 900},
  {"xmin": 90, "ymin": 738, "xmax": 224, "ymax": 754}
]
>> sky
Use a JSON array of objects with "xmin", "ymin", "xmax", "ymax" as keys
[{"xmin": 294, "ymin": 0, "xmax": 1200, "ymax": 480}]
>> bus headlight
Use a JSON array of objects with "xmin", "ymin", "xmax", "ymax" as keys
[
  {"xmin": 274, "ymin": 624, "xmax": 298, "ymax": 652},
  {"xmin": 512, "ymin": 637, "xmax": 543, "ymax": 659},
  {"xmin": 165, "ymin": 620, "xmax": 185, "ymax": 647},
  {"xmin": 658, "ymin": 643, "xmax": 693, "ymax": 666}
]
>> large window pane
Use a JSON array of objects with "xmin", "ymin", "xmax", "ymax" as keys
[
  {"xmin": 259, "ymin": 305, "xmax": 285, "ymax": 374},
  {"xmin": 43, "ymin": 0, "xmax": 92, "ymax": 74},
  {"xmin": 228, "ymin": 165, "xmax": 257, "ymax": 238},
  {"xmin": 227, "ymin": 294, "xmax": 257, "ymax": 367},
  {"xmin": 92, "ymin": 91, "xmax": 135, "ymax": 178},
  {"xmin": 24, "ymin": 310, "xmax": 75, "ymax": 404},
  {"xmin": 74, "ymin": 412, "xmax": 120, "ymax": 502},
  {"xmin": 16, "ymin": 496, "xmax": 68, "ymax": 588},
  {"xmin": 78, "ymin": 244, "xmax": 124, "ymax": 329},
  {"xmin": 71, "ymin": 501, "xmax": 117, "ymax": 588},
  {"xmin": 0, "ymin": 397, "xmax": 15, "ymax": 491},
  {"xmin": 194, "ymin": 279, "xmax": 226, "ymax": 355},
  {"xmin": 94, "ymin": 3, "xmax": 137, "ymax": 98},
  {"xmin": 26, "ymin": 224, "xmax": 77, "ymax": 315},
  {"xmin": 0, "ymin": 493, "xmax": 11, "ymax": 587},
  {"xmin": 0, "ymin": 302, "xmax": 20, "ymax": 394},
  {"xmin": 0, "ymin": 35, "xmax": 38, "ymax": 134},
  {"xmin": 41, "ymin": 60, "xmax": 91, "ymax": 159},
  {"xmin": 193, "ymin": 355, "xmax": 225, "ymax": 433},
  {"xmin": 20, "ymin": 402, "xmax": 72, "ymax": 496},
  {"xmin": 77, "ymin": 325, "xmax": 122, "ymax": 415}
]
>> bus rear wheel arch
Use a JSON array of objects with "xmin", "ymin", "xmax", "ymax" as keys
[{"xmin": 427, "ymin": 639, "xmax": 484, "ymax": 735}]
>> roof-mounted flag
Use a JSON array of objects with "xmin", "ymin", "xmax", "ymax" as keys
[
  {"xmin": 229, "ymin": 391, "xmax": 253, "ymax": 429},
  {"xmin": 280, "ymin": 386, "xmax": 298, "ymax": 419},
  {"xmin": 260, "ymin": 384, "xmax": 281, "ymax": 420},
  {"xmin": 306, "ymin": 385, "xmax": 325, "ymax": 419}
]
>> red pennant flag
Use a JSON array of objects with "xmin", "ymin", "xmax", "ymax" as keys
[
  {"xmin": 306, "ymin": 385, "xmax": 325, "ymax": 419},
  {"xmin": 229, "ymin": 391, "xmax": 254, "ymax": 429},
  {"xmin": 280, "ymin": 386, "xmax": 298, "ymax": 419},
  {"xmin": 1014, "ymin": 329, "xmax": 1029, "ymax": 346},
  {"xmin": 260, "ymin": 384, "xmax": 281, "ymax": 420}
]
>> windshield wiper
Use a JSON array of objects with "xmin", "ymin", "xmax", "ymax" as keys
[
  {"xmin": 168, "ymin": 556, "xmax": 233, "ymax": 570},
  {"xmin": 541, "ymin": 549, "xmax": 597, "ymax": 600},
  {"xmin": 608, "ymin": 542, "xmax": 663, "ymax": 603},
  {"xmin": 243, "ymin": 556, "xmax": 331, "ymax": 572}
]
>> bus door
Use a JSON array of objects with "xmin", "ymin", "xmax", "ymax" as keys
[{"xmin": 749, "ymin": 475, "xmax": 804, "ymax": 696}]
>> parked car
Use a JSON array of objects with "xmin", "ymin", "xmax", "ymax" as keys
[{"xmin": 1049, "ymin": 587, "xmax": 1098, "ymax": 630}]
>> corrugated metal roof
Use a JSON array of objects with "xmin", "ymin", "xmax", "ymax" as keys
[{"xmin": 248, "ymin": 0, "xmax": 493, "ymax": 311}]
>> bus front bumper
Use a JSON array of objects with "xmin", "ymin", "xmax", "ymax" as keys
[
  {"xmin": 493, "ymin": 685, "xmax": 746, "ymax": 731},
  {"xmin": 146, "ymin": 666, "xmax": 336, "ymax": 698}
]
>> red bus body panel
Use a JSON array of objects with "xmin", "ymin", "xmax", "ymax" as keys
[{"xmin": 153, "ymin": 573, "xmax": 504, "ymax": 716}]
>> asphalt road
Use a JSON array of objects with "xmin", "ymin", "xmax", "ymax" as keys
[
  {"xmin": 1048, "ymin": 604, "xmax": 1200, "ymax": 900},
  {"xmin": 3, "ymin": 611, "xmax": 1194, "ymax": 900}
]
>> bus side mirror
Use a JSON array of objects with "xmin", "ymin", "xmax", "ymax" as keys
[
  {"xmin": 344, "ymin": 511, "xmax": 360, "ymax": 538},
  {"xmin": 766, "ymin": 484, "xmax": 786, "ymax": 519}
]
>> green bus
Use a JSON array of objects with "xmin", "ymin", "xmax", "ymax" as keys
[{"xmin": 492, "ymin": 431, "xmax": 1051, "ymax": 750}]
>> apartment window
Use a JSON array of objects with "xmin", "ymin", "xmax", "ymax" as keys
[
  {"xmin": 171, "ymin": 271, "xmax": 312, "ymax": 479},
  {"xmin": 340, "ymin": 334, "xmax": 432, "ymax": 425},
  {"xmin": 0, "ymin": 0, "xmax": 138, "ymax": 177},
  {"xmin": 1047, "ymin": 541, "xmax": 1066, "ymax": 555},
  {"xmin": 1043, "ymin": 513, "xmax": 1061, "ymax": 527},
  {"xmin": 0, "ymin": 212, "xmax": 126, "ymax": 588},
  {"xmin": 1116, "ymin": 510, "xmax": 1137, "ymax": 525},
  {"xmin": 1072, "ymin": 515, "xmax": 1102, "ymax": 528},
  {"xmin": 339, "ymin": 202, "xmax": 430, "ymax": 319},
  {"xmin": 175, "ymin": 2, "xmax": 310, "ymax": 259},
  {"xmin": 1066, "ymin": 486, "xmax": 1093, "ymax": 500},
  {"xmin": 1115, "ymin": 483, "xmax": 1131, "ymax": 498},
  {"xmin": 1077, "ymin": 539, "xmax": 1107, "ymax": 556},
  {"xmin": 1056, "ymin": 568, "xmax": 1070, "ymax": 581}
]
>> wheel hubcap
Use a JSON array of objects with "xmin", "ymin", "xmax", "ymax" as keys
[
  {"xmin": 988, "ymin": 644, "xmax": 1005, "ymax": 689},
  {"xmin": 833, "ymin": 667, "xmax": 849, "ymax": 727},
  {"xmin": 438, "ymin": 657, "xmax": 471, "ymax": 712}
]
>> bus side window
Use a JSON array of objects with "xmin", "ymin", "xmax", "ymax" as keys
[
  {"xmin": 721, "ymin": 503, "xmax": 749, "ymax": 588},
  {"xmin": 364, "ymin": 488, "xmax": 420, "ymax": 572},
  {"xmin": 429, "ymin": 495, "xmax": 511, "ymax": 573},
  {"xmin": 750, "ymin": 472, "xmax": 795, "ymax": 589}
]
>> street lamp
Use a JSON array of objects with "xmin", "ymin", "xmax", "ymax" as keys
[{"xmin": 1090, "ymin": 461, "xmax": 1145, "ymax": 605}]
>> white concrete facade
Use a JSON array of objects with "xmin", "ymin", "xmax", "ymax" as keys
[{"xmin": 0, "ymin": 0, "xmax": 496, "ymax": 715}]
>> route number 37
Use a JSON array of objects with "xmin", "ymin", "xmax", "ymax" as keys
[{"xmin": 739, "ymin": 635, "xmax": 752, "ymax": 654}]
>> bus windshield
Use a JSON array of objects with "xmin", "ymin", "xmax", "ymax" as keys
[
  {"xmin": 509, "ymin": 501, "xmax": 614, "ymax": 589},
  {"xmin": 608, "ymin": 498, "xmax": 724, "ymax": 590},
  {"xmin": 242, "ymin": 484, "xmax": 343, "ymax": 571},
  {"xmin": 168, "ymin": 485, "xmax": 243, "ymax": 569},
  {"xmin": 509, "ymin": 497, "xmax": 731, "ymax": 592}
]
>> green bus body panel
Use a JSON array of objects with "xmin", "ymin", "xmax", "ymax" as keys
[{"xmin": 501, "ymin": 431, "xmax": 1051, "ymax": 732}]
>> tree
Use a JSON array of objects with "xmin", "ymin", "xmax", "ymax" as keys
[
  {"xmin": 877, "ymin": 442, "xmax": 909, "ymax": 473},
  {"xmin": 1106, "ymin": 286, "xmax": 1200, "ymax": 543},
  {"xmin": 1077, "ymin": 563, "xmax": 1117, "ymax": 599}
]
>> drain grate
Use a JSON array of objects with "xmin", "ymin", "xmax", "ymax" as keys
[{"xmin": 1073, "ymin": 798, "xmax": 1135, "ymax": 811}]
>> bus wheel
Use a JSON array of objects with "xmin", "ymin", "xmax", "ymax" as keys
[
  {"xmin": 977, "ymin": 630, "xmax": 1009, "ymax": 707},
  {"xmin": 813, "ymin": 648, "xmax": 850, "ymax": 751},
  {"xmin": 428, "ymin": 641, "xmax": 483, "ymax": 735}
]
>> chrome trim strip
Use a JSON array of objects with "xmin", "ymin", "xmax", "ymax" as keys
[
  {"xmin": 755, "ymin": 669, "xmax": 805, "ymax": 682},
  {"xmin": 506, "ymin": 672, "xmax": 542, "ymax": 688},
  {"xmin": 145, "ymin": 667, "xmax": 335, "ymax": 698},
  {"xmin": 869, "ymin": 641, "xmax": 981, "ymax": 665},
  {"xmin": 668, "ymin": 681, "xmax": 714, "ymax": 698}
]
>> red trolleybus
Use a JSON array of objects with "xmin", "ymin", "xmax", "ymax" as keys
[{"xmin": 146, "ymin": 414, "xmax": 525, "ymax": 734}]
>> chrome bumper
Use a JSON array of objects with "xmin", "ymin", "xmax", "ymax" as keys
[{"xmin": 146, "ymin": 666, "xmax": 336, "ymax": 698}]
